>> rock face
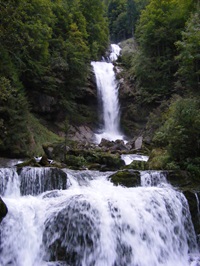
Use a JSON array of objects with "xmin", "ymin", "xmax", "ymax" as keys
[
  {"xmin": 166, "ymin": 171, "xmax": 200, "ymax": 238},
  {"xmin": 0, "ymin": 197, "xmax": 8, "ymax": 222},
  {"xmin": 18, "ymin": 167, "xmax": 69, "ymax": 196},
  {"xmin": 68, "ymin": 126, "xmax": 95, "ymax": 143}
]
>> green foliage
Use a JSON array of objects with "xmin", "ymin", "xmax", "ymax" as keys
[
  {"xmin": 108, "ymin": 0, "xmax": 139, "ymax": 42},
  {"xmin": 148, "ymin": 148, "xmax": 171, "ymax": 170},
  {"xmin": 0, "ymin": 77, "xmax": 30, "ymax": 156},
  {"xmin": 27, "ymin": 114, "xmax": 62, "ymax": 156},
  {"xmin": 0, "ymin": 0, "xmax": 109, "ymax": 156},
  {"xmin": 153, "ymin": 97, "xmax": 200, "ymax": 164},
  {"xmin": 80, "ymin": 0, "xmax": 109, "ymax": 58},
  {"xmin": 131, "ymin": 0, "xmax": 195, "ymax": 103},
  {"xmin": 0, "ymin": 0, "xmax": 109, "ymax": 97},
  {"xmin": 175, "ymin": 9, "xmax": 200, "ymax": 90}
]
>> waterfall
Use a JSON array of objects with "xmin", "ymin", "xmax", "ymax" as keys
[
  {"xmin": 91, "ymin": 44, "xmax": 124, "ymax": 143},
  {"xmin": 0, "ymin": 166, "xmax": 200, "ymax": 266}
]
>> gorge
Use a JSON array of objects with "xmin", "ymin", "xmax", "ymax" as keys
[{"xmin": 0, "ymin": 44, "xmax": 200, "ymax": 266}]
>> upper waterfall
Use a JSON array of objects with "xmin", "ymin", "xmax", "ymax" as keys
[{"xmin": 91, "ymin": 44, "xmax": 124, "ymax": 143}]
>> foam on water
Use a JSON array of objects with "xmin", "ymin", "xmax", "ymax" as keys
[{"xmin": 0, "ymin": 168, "xmax": 199, "ymax": 266}]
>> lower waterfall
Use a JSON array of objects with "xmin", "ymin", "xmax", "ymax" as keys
[{"xmin": 0, "ymin": 167, "xmax": 200, "ymax": 266}]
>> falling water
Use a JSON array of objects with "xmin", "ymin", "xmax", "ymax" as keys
[
  {"xmin": 91, "ymin": 44, "xmax": 124, "ymax": 143},
  {"xmin": 0, "ymin": 166, "xmax": 200, "ymax": 266}
]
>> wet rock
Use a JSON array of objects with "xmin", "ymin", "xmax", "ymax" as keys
[
  {"xmin": 0, "ymin": 197, "xmax": 8, "ymax": 222},
  {"xmin": 109, "ymin": 170, "xmax": 140, "ymax": 187},
  {"xmin": 43, "ymin": 196, "xmax": 100, "ymax": 265},
  {"xmin": 99, "ymin": 138, "xmax": 115, "ymax": 149},
  {"xmin": 43, "ymin": 143, "xmax": 69, "ymax": 162},
  {"xmin": 19, "ymin": 167, "xmax": 69, "ymax": 196},
  {"xmin": 16, "ymin": 156, "xmax": 66, "ymax": 169},
  {"xmin": 183, "ymin": 191, "xmax": 200, "ymax": 237},
  {"xmin": 166, "ymin": 171, "xmax": 194, "ymax": 188},
  {"xmin": 165, "ymin": 171, "xmax": 200, "ymax": 238}
]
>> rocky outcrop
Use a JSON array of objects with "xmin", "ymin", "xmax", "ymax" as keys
[
  {"xmin": 18, "ymin": 167, "xmax": 69, "ymax": 196},
  {"xmin": 68, "ymin": 125, "xmax": 95, "ymax": 143},
  {"xmin": 42, "ymin": 138, "xmax": 151, "ymax": 171},
  {"xmin": 165, "ymin": 171, "xmax": 200, "ymax": 238},
  {"xmin": 16, "ymin": 156, "xmax": 66, "ymax": 168},
  {"xmin": 183, "ymin": 191, "xmax": 200, "ymax": 238},
  {"xmin": 0, "ymin": 197, "xmax": 8, "ymax": 222},
  {"xmin": 109, "ymin": 170, "xmax": 140, "ymax": 187}
]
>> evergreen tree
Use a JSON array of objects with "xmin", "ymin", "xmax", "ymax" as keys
[{"xmin": 175, "ymin": 9, "xmax": 200, "ymax": 91}]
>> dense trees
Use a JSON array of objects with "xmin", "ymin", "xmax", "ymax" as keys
[
  {"xmin": 0, "ymin": 77, "xmax": 30, "ymax": 156},
  {"xmin": 175, "ymin": 8, "xmax": 200, "ymax": 91},
  {"xmin": 106, "ymin": 0, "xmax": 150, "ymax": 42},
  {"xmin": 0, "ymin": 0, "xmax": 200, "ymax": 164},
  {"xmin": 131, "ymin": 0, "xmax": 195, "ymax": 102},
  {"xmin": 117, "ymin": 0, "xmax": 200, "ymax": 171},
  {"xmin": 0, "ymin": 0, "xmax": 109, "ymax": 156},
  {"xmin": 0, "ymin": 0, "xmax": 109, "ymax": 92}
]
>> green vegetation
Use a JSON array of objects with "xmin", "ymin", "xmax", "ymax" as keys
[
  {"xmin": 107, "ymin": 0, "xmax": 148, "ymax": 42},
  {"xmin": 118, "ymin": 0, "xmax": 200, "ymax": 174},
  {"xmin": 1, "ymin": 0, "xmax": 200, "ymax": 175},
  {"xmin": 0, "ymin": 0, "xmax": 109, "ymax": 157}
]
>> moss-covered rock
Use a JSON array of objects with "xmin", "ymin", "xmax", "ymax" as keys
[
  {"xmin": 0, "ymin": 197, "xmax": 8, "ymax": 222},
  {"xmin": 65, "ymin": 155, "xmax": 87, "ymax": 170},
  {"xmin": 65, "ymin": 151, "xmax": 125, "ymax": 171},
  {"xmin": 109, "ymin": 170, "xmax": 140, "ymax": 187},
  {"xmin": 123, "ymin": 160, "xmax": 148, "ymax": 170},
  {"xmin": 16, "ymin": 156, "xmax": 66, "ymax": 169},
  {"xmin": 166, "ymin": 171, "xmax": 195, "ymax": 188}
]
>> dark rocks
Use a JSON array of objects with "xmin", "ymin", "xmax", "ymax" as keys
[
  {"xmin": 19, "ymin": 167, "xmax": 69, "ymax": 196},
  {"xmin": 109, "ymin": 170, "xmax": 140, "ymax": 187},
  {"xmin": 0, "ymin": 197, "xmax": 8, "ymax": 222},
  {"xmin": 16, "ymin": 155, "xmax": 66, "ymax": 169},
  {"xmin": 65, "ymin": 150, "xmax": 125, "ymax": 171},
  {"xmin": 43, "ymin": 143, "xmax": 69, "ymax": 162},
  {"xmin": 166, "ymin": 171, "xmax": 195, "ymax": 188},
  {"xmin": 165, "ymin": 171, "xmax": 200, "ymax": 238},
  {"xmin": 183, "ymin": 191, "xmax": 200, "ymax": 237},
  {"xmin": 123, "ymin": 160, "xmax": 148, "ymax": 171}
]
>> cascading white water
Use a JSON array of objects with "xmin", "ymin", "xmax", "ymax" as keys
[
  {"xmin": 0, "ymin": 167, "xmax": 200, "ymax": 266},
  {"xmin": 91, "ymin": 44, "xmax": 124, "ymax": 143}
]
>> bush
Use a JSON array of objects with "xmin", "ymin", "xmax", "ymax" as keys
[{"xmin": 153, "ymin": 97, "xmax": 200, "ymax": 165}]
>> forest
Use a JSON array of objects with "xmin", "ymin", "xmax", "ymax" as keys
[{"xmin": 0, "ymin": 0, "xmax": 200, "ymax": 175}]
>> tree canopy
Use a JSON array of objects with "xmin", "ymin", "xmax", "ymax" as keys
[{"xmin": 0, "ymin": 0, "xmax": 109, "ymax": 156}]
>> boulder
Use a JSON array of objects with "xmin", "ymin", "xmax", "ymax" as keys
[
  {"xmin": 123, "ymin": 160, "xmax": 148, "ymax": 171},
  {"xmin": 0, "ymin": 197, "xmax": 8, "ymax": 222},
  {"xmin": 16, "ymin": 156, "xmax": 66, "ymax": 169},
  {"xmin": 109, "ymin": 170, "xmax": 140, "ymax": 187},
  {"xmin": 68, "ymin": 125, "xmax": 95, "ymax": 143},
  {"xmin": 135, "ymin": 136, "xmax": 143, "ymax": 150},
  {"xmin": 166, "ymin": 171, "xmax": 195, "ymax": 188}
]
